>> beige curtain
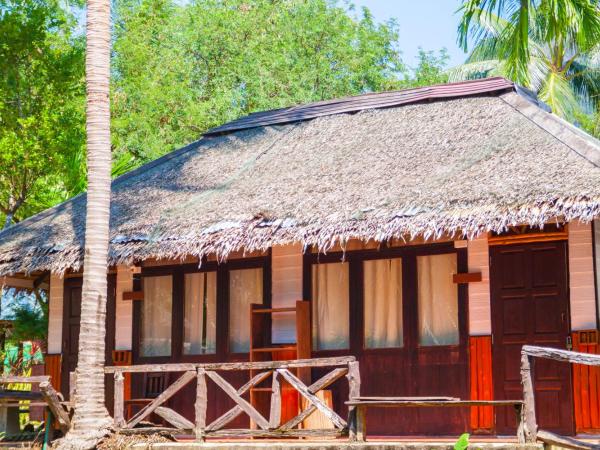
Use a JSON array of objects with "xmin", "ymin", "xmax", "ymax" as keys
[
  {"xmin": 229, "ymin": 268, "xmax": 263, "ymax": 353},
  {"xmin": 417, "ymin": 253, "xmax": 459, "ymax": 346},
  {"xmin": 141, "ymin": 275, "xmax": 173, "ymax": 357},
  {"xmin": 311, "ymin": 262, "xmax": 349, "ymax": 350},
  {"xmin": 364, "ymin": 258, "xmax": 403, "ymax": 348},
  {"xmin": 184, "ymin": 272, "xmax": 217, "ymax": 355}
]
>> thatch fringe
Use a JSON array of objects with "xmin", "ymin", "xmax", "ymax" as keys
[{"xmin": 1, "ymin": 197, "xmax": 598, "ymax": 276}]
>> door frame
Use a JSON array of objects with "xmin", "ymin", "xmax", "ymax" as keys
[
  {"xmin": 489, "ymin": 239, "xmax": 574, "ymax": 435},
  {"xmin": 303, "ymin": 242, "xmax": 470, "ymax": 434},
  {"xmin": 60, "ymin": 275, "xmax": 116, "ymax": 399}
]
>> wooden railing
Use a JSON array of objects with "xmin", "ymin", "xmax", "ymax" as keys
[
  {"xmin": 0, "ymin": 375, "xmax": 71, "ymax": 433},
  {"xmin": 105, "ymin": 356, "xmax": 358, "ymax": 440},
  {"xmin": 521, "ymin": 345, "xmax": 600, "ymax": 449}
]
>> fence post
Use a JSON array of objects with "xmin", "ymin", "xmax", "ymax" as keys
[
  {"xmin": 114, "ymin": 371, "xmax": 125, "ymax": 428},
  {"xmin": 195, "ymin": 368, "xmax": 208, "ymax": 441},
  {"xmin": 346, "ymin": 361, "xmax": 361, "ymax": 441},
  {"xmin": 520, "ymin": 352, "xmax": 538, "ymax": 443},
  {"xmin": 269, "ymin": 371, "xmax": 281, "ymax": 429}
]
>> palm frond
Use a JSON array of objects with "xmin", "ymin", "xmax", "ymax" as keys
[
  {"xmin": 447, "ymin": 60, "xmax": 502, "ymax": 81},
  {"xmin": 568, "ymin": 61, "xmax": 600, "ymax": 112},
  {"xmin": 538, "ymin": 70, "xmax": 582, "ymax": 119}
]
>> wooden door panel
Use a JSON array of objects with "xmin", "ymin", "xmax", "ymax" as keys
[
  {"xmin": 413, "ymin": 360, "xmax": 469, "ymax": 434},
  {"xmin": 491, "ymin": 241, "xmax": 574, "ymax": 435},
  {"xmin": 61, "ymin": 276, "xmax": 116, "ymax": 401},
  {"xmin": 359, "ymin": 352, "xmax": 414, "ymax": 435},
  {"xmin": 502, "ymin": 295, "xmax": 527, "ymax": 334}
]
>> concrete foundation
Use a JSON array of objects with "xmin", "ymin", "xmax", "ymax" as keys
[{"xmin": 132, "ymin": 442, "xmax": 544, "ymax": 450}]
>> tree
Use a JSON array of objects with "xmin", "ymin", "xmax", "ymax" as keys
[
  {"xmin": 455, "ymin": 0, "xmax": 600, "ymax": 121},
  {"xmin": 405, "ymin": 48, "xmax": 450, "ymax": 87},
  {"xmin": 111, "ymin": 0, "xmax": 406, "ymax": 164},
  {"xmin": 57, "ymin": 0, "xmax": 113, "ymax": 445},
  {"xmin": 0, "ymin": 0, "xmax": 86, "ymax": 228}
]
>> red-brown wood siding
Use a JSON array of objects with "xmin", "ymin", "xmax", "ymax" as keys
[
  {"xmin": 45, "ymin": 354, "xmax": 61, "ymax": 391},
  {"xmin": 469, "ymin": 336, "xmax": 494, "ymax": 433},
  {"xmin": 572, "ymin": 330, "xmax": 600, "ymax": 433}
]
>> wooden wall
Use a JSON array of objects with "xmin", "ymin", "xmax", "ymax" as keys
[
  {"xmin": 467, "ymin": 235, "xmax": 491, "ymax": 335},
  {"xmin": 572, "ymin": 330, "xmax": 600, "ymax": 433},
  {"xmin": 115, "ymin": 266, "xmax": 134, "ymax": 350},
  {"xmin": 47, "ymin": 274, "xmax": 64, "ymax": 354},
  {"xmin": 469, "ymin": 336, "xmax": 494, "ymax": 433},
  {"xmin": 45, "ymin": 354, "xmax": 61, "ymax": 391},
  {"xmin": 569, "ymin": 221, "xmax": 597, "ymax": 330}
]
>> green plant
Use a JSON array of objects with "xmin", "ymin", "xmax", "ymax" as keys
[{"xmin": 454, "ymin": 432, "xmax": 470, "ymax": 450}]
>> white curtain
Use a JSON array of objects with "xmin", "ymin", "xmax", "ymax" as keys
[
  {"xmin": 229, "ymin": 268, "xmax": 263, "ymax": 353},
  {"xmin": 364, "ymin": 258, "xmax": 403, "ymax": 348},
  {"xmin": 184, "ymin": 272, "xmax": 217, "ymax": 355},
  {"xmin": 141, "ymin": 275, "xmax": 173, "ymax": 357},
  {"xmin": 417, "ymin": 253, "xmax": 459, "ymax": 346},
  {"xmin": 311, "ymin": 263, "xmax": 349, "ymax": 350}
]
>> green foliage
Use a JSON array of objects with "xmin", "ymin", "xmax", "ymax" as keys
[
  {"xmin": 0, "ymin": 288, "xmax": 48, "ymax": 345},
  {"xmin": 9, "ymin": 304, "xmax": 47, "ymax": 344},
  {"xmin": 0, "ymin": 0, "xmax": 450, "ymax": 226},
  {"xmin": 454, "ymin": 433, "xmax": 470, "ymax": 450},
  {"xmin": 455, "ymin": 0, "xmax": 600, "ymax": 124},
  {"xmin": 405, "ymin": 48, "xmax": 450, "ymax": 87},
  {"xmin": 0, "ymin": 0, "xmax": 86, "ymax": 227},
  {"xmin": 111, "ymin": 0, "xmax": 407, "ymax": 163}
]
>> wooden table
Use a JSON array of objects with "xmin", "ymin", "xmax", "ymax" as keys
[{"xmin": 346, "ymin": 397, "xmax": 526, "ymax": 443}]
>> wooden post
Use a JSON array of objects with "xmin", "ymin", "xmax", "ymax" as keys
[
  {"xmin": 69, "ymin": 371, "xmax": 76, "ymax": 401},
  {"xmin": 346, "ymin": 361, "xmax": 361, "ymax": 441},
  {"xmin": 515, "ymin": 403, "xmax": 526, "ymax": 444},
  {"xmin": 355, "ymin": 405, "xmax": 366, "ymax": 442},
  {"xmin": 114, "ymin": 371, "xmax": 125, "ymax": 428},
  {"xmin": 520, "ymin": 352, "xmax": 537, "ymax": 443},
  {"xmin": 269, "ymin": 371, "xmax": 281, "ymax": 429},
  {"xmin": 195, "ymin": 368, "xmax": 208, "ymax": 441},
  {"xmin": 39, "ymin": 381, "xmax": 71, "ymax": 433}
]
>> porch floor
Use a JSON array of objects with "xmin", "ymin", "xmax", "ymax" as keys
[{"xmin": 131, "ymin": 437, "xmax": 545, "ymax": 450}]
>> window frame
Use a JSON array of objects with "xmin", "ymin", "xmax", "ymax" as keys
[
  {"xmin": 303, "ymin": 242, "xmax": 468, "ymax": 357},
  {"xmin": 132, "ymin": 255, "xmax": 271, "ymax": 364}
]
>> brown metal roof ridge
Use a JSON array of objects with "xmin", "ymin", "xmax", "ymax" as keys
[{"xmin": 205, "ymin": 77, "xmax": 515, "ymax": 136}]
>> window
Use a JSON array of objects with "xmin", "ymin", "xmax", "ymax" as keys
[
  {"xmin": 364, "ymin": 258, "xmax": 403, "ymax": 348},
  {"xmin": 140, "ymin": 276, "xmax": 173, "ymax": 357},
  {"xmin": 184, "ymin": 272, "xmax": 217, "ymax": 355},
  {"xmin": 229, "ymin": 268, "xmax": 263, "ymax": 353},
  {"xmin": 311, "ymin": 262, "xmax": 349, "ymax": 350},
  {"xmin": 417, "ymin": 253, "xmax": 459, "ymax": 346}
]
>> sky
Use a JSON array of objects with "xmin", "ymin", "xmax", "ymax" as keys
[{"xmin": 352, "ymin": 0, "xmax": 467, "ymax": 68}]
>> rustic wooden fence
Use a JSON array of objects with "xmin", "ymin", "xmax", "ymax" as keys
[
  {"xmin": 105, "ymin": 356, "xmax": 358, "ymax": 440},
  {"xmin": 521, "ymin": 345, "xmax": 600, "ymax": 449}
]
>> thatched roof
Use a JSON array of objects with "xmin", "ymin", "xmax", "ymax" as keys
[{"xmin": 1, "ymin": 77, "xmax": 600, "ymax": 275}]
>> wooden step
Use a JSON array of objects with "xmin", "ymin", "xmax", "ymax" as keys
[
  {"xmin": 251, "ymin": 345, "xmax": 297, "ymax": 353},
  {"xmin": 251, "ymin": 307, "xmax": 297, "ymax": 314}
]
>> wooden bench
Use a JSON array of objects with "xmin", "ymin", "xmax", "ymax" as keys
[{"xmin": 345, "ymin": 397, "xmax": 526, "ymax": 443}]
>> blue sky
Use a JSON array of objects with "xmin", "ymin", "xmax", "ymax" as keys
[{"xmin": 352, "ymin": 1, "xmax": 467, "ymax": 68}]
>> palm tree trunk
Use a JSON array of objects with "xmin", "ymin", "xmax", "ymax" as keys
[{"xmin": 56, "ymin": 0, "xmax": 112, "ymax": 446}]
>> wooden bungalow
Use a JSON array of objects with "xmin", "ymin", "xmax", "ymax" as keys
[{"xmin": 1, "ymin": 77, "xmax": 600, "ymax": 438}]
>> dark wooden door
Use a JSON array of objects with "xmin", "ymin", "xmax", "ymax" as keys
[
  {"xmin": 490, "ymin": 241, "xmax": 574, "ymax": 435},
  {"xmin": 61, "ymin": 275, "xmax": 116, "ymax": 401}
]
